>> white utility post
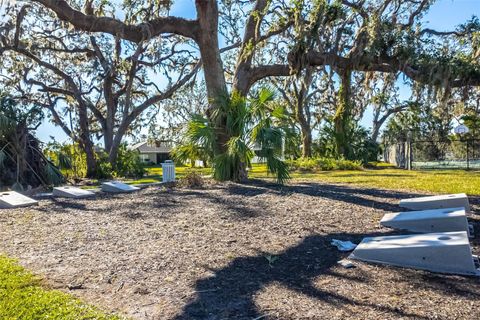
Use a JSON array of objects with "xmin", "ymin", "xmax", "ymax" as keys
[{"xmin": 162, "ymin": 160, "xmax": 176, "ymax": 182}]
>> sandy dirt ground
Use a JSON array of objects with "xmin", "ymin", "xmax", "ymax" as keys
[{"xmin": 1, "ymin": 181, "xmax": 479, "ymax": 319}]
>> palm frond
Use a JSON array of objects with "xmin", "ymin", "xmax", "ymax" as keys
[
  {"xmin": 57, "ymin": 152, "xmax": 73, "ymax": 170},
  {"xmin": 186, "ymin": 114, "xmax": 215, "ymax": 147},
  {"xmin": 0, "ymin": 149, "xmax": 6, "ymax": 170},
  {"xmin": 257, "ymin": 87, "xmax": 276, "ymax": 105},
  {"xmin": 172, "ymin": 143, "xmax": 207, "ymax": 164},
  {"xmin": 225, "ymin": 92, "xmax": 248, "ymax": 136},
  {"xmin": 254, "ymin": 127, "xmax": 284, "ymax": 153},
  {"xmin": 213, "ymin": 153, "xmax": 237, "ymax": 181},
  {"xmin": 266, "ymin": 156, "xmax": 290, "ymax": 184},
  {"xmin": 227, "ymin": 136, "xmax": 254, "ymax": 165},
  {"xmin": 43, "ymin": 162, "xmax": 64, "ymax": 186},
  {"xmin": 250, "ymin": 87, "xmax": 275, "ymax": 119},
  {"xmin": 0, "ymin": 114, "xmax": 14, "ymax": 136},
  {"xmin": 271, "ymin": 104, "xmax": 289, "ymax": 120},
  {"xmin": 211, "ymin": 91, "xmax": 231, "ymax": 124},
  {"xmin": 253, "ymin": 125, "xmax": 289, "ymax": 184}
]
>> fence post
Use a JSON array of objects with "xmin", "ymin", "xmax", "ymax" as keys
[
  {"xmin": 406, "ymin": 132, "xmax": 412, "ymax": 170},
  {"xmin": 466, "ymin": 139, "xmax": 470, "ymax": 170}
]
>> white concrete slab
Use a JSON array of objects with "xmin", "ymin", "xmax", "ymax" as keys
[
  {"xmin": 349, "ymin": 231, "xmax": 480, "ymax": 276},
  {"xmin": 101, "ymin": 181, "xmax": 140, "ymax": 193},
  {"xmin": 399, "ymin": 193, "xmax": 470, "ymax": 211},
  {"xmin": 381, "ymin": 207, "xmax": 471, "ymax": 235},
  {"xmin": 53, "ymin": 186, "xmax": 95, "ymax": 199},
  {"xmin": 0, "ymin": 191, "xmax": 39, "ymax": 209}
]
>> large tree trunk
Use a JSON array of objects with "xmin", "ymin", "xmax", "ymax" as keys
[
  {"xmin": 103, "ymin": 122, "xmax": 114, "ymax": 155},
  {"xmin": 371, "ymin": 105, "xmax": 408, "ymax": 142},
  {"xmin": 77, "ymin": 103, "xmax": 97, "ymax": 177},
  {"xmin": 196, "ymin": 0, "xmax": 250, "ymax": 182},
  {"xmin": 108, "ymin": 120, "xmax": 129, "ymax": 166},
  {"xmin": 108, "ymin": 139, "xmax": 121, "ymax": 166},
  {"xmin": 296, "ymin": 101, "xmax": 312, "ymax": 158},
  {"xmin": 195, "ymin": 1, "xmax": 227, "ymax": 101},
  {"xmin": 103, "ymin": 107, "xmax": 115, "ymax": 153},
  {"xmin": 371, "ymin": 118, "xmax": 383, "ymax": 143},
  {"xmin": 231, "ymin": 0, "xmax": 269, "ymax": 96},
  {"xmin": 195, "ymin": 0, "xmax": 228, "ymax": 151},
  {"xmin": 371, "ymin": 106, "xmax": 382, "ymax": 142},
  {"xmin": 82, "ymin": 138, "xmax": 97, "ymax": 178},
  {"xmin": 333, "ymin": 69, "xmax": 352, "ymax": 158},
  {"xmin": 295, "ymin": 67, "xmax": 315, "ymax": 158},
  {"xmin": 301, "ymin": 125, "xmax": 312, "ymax": 158}
]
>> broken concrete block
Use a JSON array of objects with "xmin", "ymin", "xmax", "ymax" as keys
[
  {"xmin": 53, "ymin": 186, "xmax": 95, "ymax": 199},
  {"xmin": 399, "ymin": 193, "xmax": 470, "ymax": 211},
  {"xmin": 381, "ymin": 207, "xmax": 471, "ymax": 236},
  {"xmin": 0, "ymin": 191, "xmax": 39, "ymax": 209},
  {"xmin": 349, "ymin": 231, "xmax": 480, "ymax": 276},
  {"xmin": 101, "ymin": 181, "xmax": 140, "ymax": 193},
  {"xmin": 338, "ymin": 259, "xmax": 356, "ymax": 269}
]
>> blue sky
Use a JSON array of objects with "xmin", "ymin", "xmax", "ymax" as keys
[{"xmin": 35, "ymin": 0, "xmax": 480, "ymax": 143}]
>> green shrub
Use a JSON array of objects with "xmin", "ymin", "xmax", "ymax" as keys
[
  {"xmin": 316, "ymin": 158, "xmax": 338, "ymax": 171},
  {"xmin": 93, "ymin": 145, "xmax": 145, "ymax": 180},
  {"xmin": 44, "ymin": 142, "xmax": 87, "ymax": 180},
  {"xmin": 316, "ymin": 120, "xmax": 380, "ymax": 163},
  {"xmin": 96, "ymin": 161, "xmax": 113, "ymax": 179},
  {"xmin": 336, "ymin": 159, "xmax": 362, "ymax": 170},
  {"xmin": 287, "ymin": 157, "xmax": 362, "ymax": 172},
  {"xmin": 288, "ymin": 158, "xmax": 318, "ymax": 171},
  {"xmin": 114, "ymin": 145, "xmax": 146, "ymax": 179}
]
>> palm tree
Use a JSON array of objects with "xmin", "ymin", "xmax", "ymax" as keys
[{"xmin": 173, "ymin": 88, "xmax": 290, "ymax": 184}]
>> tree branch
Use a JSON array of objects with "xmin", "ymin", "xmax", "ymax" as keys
[{"xmin": 32, "ymin": 0, "xmax": 200, "ymax": 42}]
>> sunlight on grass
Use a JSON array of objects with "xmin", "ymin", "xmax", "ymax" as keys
[
  {"xmin": 0, "ymin": 256, "xmax": 121, "ymax": 319},
  {"xmin": 125, "ymin": 165, "xmax": 212, "ymax": 185},
  {"xmin": 251, "ymin": 166, "xmax": 480, "ymax": 195},
  {"xmin": 135, "ymin": 163, "xmax": 480, "ymax": 195}
]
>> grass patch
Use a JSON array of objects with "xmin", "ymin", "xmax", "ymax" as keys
[
  {"xmin": 251, "ymin": 166, "xmax": 480, "ymax": 195},
  {"xmin": 286, "ymin": 158, "xmax": 362, "ymax": 171},
  {"xmin": 126, "ymin": 166, "xmax": 211, "ymax": 185},
  {"xmin": 0, "ymin": 255, "xmax": 121, "ymax": 319},
  {"xmin": 132, "ymin": 163, "xmax": 480, "ymax": 195}
]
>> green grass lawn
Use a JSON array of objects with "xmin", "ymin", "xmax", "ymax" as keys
[
  {"xmin": 252, "ymin": 163, "xmax": 480, "ymax": 195},
  {"xmin": 137, "ymin": 163, "xmax": 480, "ymax": 195},
  {"xmin": 0, "ymin": 256, "xmax": 121, "ymax": 319},
  {"xmin": 126, "ymin": 165, "xmax": 212, "ymax": 185},
  {"xmin": 284, "ymin": 169, "xmax": 480, "ymax": 195}
]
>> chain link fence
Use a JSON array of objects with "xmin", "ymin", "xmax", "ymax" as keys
[
  {"xmin": 384, "ymin": 139, "xmax": 480, "ymax": 170},
  {"xmin": 411, "ymin": 139, "xmax": 480, "ymax": 169}
]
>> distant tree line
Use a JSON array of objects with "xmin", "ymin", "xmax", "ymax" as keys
[{"xmin": 1, "ymin": 1, "xmax": 479, "ymax": 182}]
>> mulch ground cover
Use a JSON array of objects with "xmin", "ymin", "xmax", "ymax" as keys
[{"xmin": 1, "ymin": 180, "xmax": 479, "ymax": 319}]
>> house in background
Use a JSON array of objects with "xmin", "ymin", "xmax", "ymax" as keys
[{"xmin": 130, "ymin": 141, "xmax": 174, "ymax": 165}]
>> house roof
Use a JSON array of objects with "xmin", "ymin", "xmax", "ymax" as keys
[{"xmin": 131, "ymin": 141, "xmax": 172, "ymax": 153}]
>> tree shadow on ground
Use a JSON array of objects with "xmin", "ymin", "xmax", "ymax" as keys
[
  {"xmin": 36, "ymin": 197, "xmax": 96, "ymax": 213},
  {"xmin": 175, "ymin": 232, "xmax": 439, "ymax": 320},
  {"xmin": 179, "ymin": 189, "xmax": 264, "ymax": 218},
  {"xmin": 324, "ymin": 173, "xmax": 411, "ymax": 178},
  {"xmin": 226, "ymin": 180, "xmax": 425, "ymax": 212}
]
